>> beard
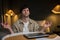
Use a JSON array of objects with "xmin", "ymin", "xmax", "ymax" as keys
[
  {"xmin": 22, "ymin": 15, "xmax": 29, "ymax": 18},
  {"xmin": 24, "ymin": 15, "xmax": 29, "ymax": 18}
]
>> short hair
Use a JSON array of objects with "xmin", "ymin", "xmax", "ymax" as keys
[{"xmin": 20, "ymin": 5, "xmax": 30, "ymax": 13}]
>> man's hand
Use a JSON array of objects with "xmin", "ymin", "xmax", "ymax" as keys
[
  {"xmin": 1, "ymin": 23, "xmax": 14, "ymax": 34},
  {"xmin": 1, "ymin": 23, "xmax": 11, "ymax": 29},
  {"xmin": 43, "ymin": 21, "xmax": 52, "ymax": 28}
]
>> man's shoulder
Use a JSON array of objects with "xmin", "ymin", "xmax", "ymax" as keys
[{"xmin": 29, "ymin": 19, "xmax": 38, "ymax": 24}]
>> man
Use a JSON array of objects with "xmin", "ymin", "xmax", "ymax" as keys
[
  {"xmin": 1, "ymin": 5, "xmax": 42, "ymax": 34},
  {"xmin": 1, "ymin": 5, "xmax": 51, "ymax": 34}
]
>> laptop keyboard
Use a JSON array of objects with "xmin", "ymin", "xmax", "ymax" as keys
[{"xmin": 24, "ymin": 33, "xmax": 50, "ymax": 39}]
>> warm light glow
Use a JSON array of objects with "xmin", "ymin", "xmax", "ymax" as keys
[
  {"xmin": 7, "ymin": 10, "xmax": 15, "ymax": 16},
  {"xmin": 46, "ymin": 14, "xmax": 58, "ymax": 26},
  {"xmin": 13, "ymin": 15, "xmax": 19, "ymax": 23},
  {"xmin": 11, "ymin": 13, "xmax": 13, "ymax": 16},
  {"xmin": 5, "ymin": 14, "xmax": 9, "ymax": 16},
  {"xmin": 46, "ymin": 27, "xmax": 50, "ymax": 33},
  {"xmin": 52, "ymin": 10, "xmax": 60, "ymax": 13},
  {"xmin": 4, "ymin": 9, "xmax": 16, "ymax": 25},
  {"xmin": 52, "ymin": 5, "xmax": 60, "ymax": 14}
]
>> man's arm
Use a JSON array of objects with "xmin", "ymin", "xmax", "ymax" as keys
[
  {"xmin": 1, "ymin": 23, "xmax": 14, "ymax": 34},
  {"xmin": 8, "ymin": 27, "xmax": 14, "ymax": 34},
  {"xmin": 34, "ymin": 21, "xmax": 46, "ymax": 33}
]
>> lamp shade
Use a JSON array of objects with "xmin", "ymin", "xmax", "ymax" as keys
[
  {"xmin": 7, "ymin": 10, "xmax": 15, "ymax": 16},
  {"xmin": 52, "ymin": 5, "xmax": 60, "ymax": 14}
]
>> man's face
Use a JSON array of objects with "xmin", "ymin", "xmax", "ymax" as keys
[{"xmin": 22, "ymin": 8, "xmax": 30, "ymax": 17}]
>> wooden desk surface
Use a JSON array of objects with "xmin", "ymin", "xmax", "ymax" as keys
[
  {"xmin": 5, "ymin": 35, "xmax": 35, "ymax": 40},
  {"xmin": 2, "ymin": 32, "xmax": 38, "ymax": 40},
  {"xmin": 2, "ymin": 32, "xmax": 59, "ymax": 40}
]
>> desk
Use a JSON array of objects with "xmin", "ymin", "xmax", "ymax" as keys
[
  {"xmin": 2, "ymin": 32, "xmax": 60, "ymax": 40},
  {"xmin": 36, "ymin": 34, "xmax": 60, "ymax": 40}
]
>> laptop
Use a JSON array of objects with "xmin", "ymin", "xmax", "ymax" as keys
[{"xmin": 24, "ymin": 33, "xmax": 52, "ymax": 39}]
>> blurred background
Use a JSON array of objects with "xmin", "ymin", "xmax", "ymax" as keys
[{"xmin": 0, "ymin": 0, "xmax": 60, "ymax": 39}]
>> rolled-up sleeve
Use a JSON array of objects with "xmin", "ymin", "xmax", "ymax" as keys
[
  {"xmin": 34, "ymin": 22, "xmax": 42, "ymax": 32},
  {"xmin": 11, "ymin": 24, "xmax": 18, "ymax": 33}
]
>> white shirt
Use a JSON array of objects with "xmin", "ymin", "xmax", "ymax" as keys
[{"xmin": 23, "ymin": 21, "xmax": 29, "ymax": 32}]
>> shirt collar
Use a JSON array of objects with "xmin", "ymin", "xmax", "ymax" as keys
[{"xmin": 19, "ymin": 18, "xmax": 32, "ymax": 24}]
